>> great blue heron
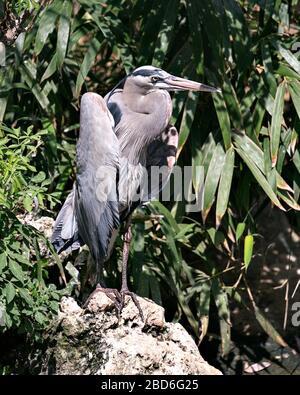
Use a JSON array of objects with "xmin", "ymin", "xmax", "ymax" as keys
[{"xmin": 51, "ymin": 66, "xmax": 219, "ymax": 319}]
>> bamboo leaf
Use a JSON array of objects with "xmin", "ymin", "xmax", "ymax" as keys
[
  {"xmin": 216, "ymin": 147, "xmax": 235, "ymax": 226},
  {"xmin": 56, "ymin": 0, "xmax": 72, "ymax": 69},
  {"xmin": 234, "ymin": 133, "xmax": 264, "ymax": 170},
  {"xmin": 149, "ymin": 276, "xmax": 162, "ymax": 306},
  {"xmin": 223, "ymin": 76, "xmax": 243, "ymax": 131},
  {"xmin": 254, "ymin": 307, "xmax": 288, "ymax": 348},
  {"xmin": 272, "ymin": 41, "xmax": 300, "ymax": 75},
  {"xmin": 270, "ymin": 82, "xmax": 285, "ymax": 167},
  {"xmin": 20, "ymin": 61, "xmax": 50, "ymax": 110},
  {"xmin": 203, "ymin": 143, "xmax": 226, "ymax": 221},
  {"xmin": 41, "ymin": 54, "xmax": 58, "ymax": 82},
  {"xmin": 198, "ymin": 280, "xmax": 211, "ymax": 344},
  {"xmin": 75, "ymin": 37, "xmax": 102, "ymax": 98},
  {"xmin": 34, "ymin": 1, "xmax": 60, "ymax": 55},
  {"xmin": 152, "ymin": 0, "xmax": 180, "ymax": 66},
  {"xmin": 186, "ymin": 0, "xmax": 204, "ymax": 74},
  {"xmin": 236, "ymin": 133, "xmax": 292, "ymax": 192},
  {"xmin": 212, "ymin": 91, "xmax": 232, "ymax": 150},
  {"xmin": 277, "ymin": 190, "xmax": 300, "ymax": 210},
  {"xmin": 235, "ymin": 147, "xmax": 285, "ymax": 210},
  {"xmin": 244, "ymin": 234, "xmax": 254, "ymax": 270},
  {"xmin": 289, "ymin": 80, "xmax": 300, "ymax": 120},
  {"xmin": 212, "ymin": 278, "xmax": 231, "ymax": 356},
  {"xmin": 177, "ymin": 91, "xmax": 199, "ymax": 156},
  {"xmin": 150, "ymin": 201, "xmax": 180, "ymax": 232},
  {"xmin": 236, "ymin": 222, "xmax": 246, "ymax": 242},
  {"xmin": 224, "ymin": 0, "xmax": 251, "ymax": 71}
]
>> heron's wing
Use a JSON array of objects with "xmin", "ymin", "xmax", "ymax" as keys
[
  {"xmin": 51, "ymin": 185, "xmax": 83, "ymax": 253},
  {"xmin": 143, "ymin": 125, "xmax": 178, "ymax": 201},
  {"xmin": 75, "ymin": 92, "xmax": 120, "ymax": 263}
]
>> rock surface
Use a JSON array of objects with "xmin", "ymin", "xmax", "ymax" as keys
[{"xmin": 40, "ymin": 293, "xmax": 222, "ymax": 375}]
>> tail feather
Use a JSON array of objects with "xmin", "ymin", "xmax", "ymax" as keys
[{"xmin": 51, "ymin": 185, "xmax": 83, "ymax": 254}]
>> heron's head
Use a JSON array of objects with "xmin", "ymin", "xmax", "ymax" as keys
[{"xmin": 126, "ymin": 65, "xmax": 220, "ymax": 94}]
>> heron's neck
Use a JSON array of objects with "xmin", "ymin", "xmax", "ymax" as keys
[{"xmin": 120, "ymin": 90, "xmax": 172, "ymax": 164}]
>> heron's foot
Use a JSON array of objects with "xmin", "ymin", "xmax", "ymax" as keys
[
  {"xmin": 119, "ymin": 287, "xmax": 144, "ymax": 322},
  {"xmin": 83, "ymin": 284, "xmax": 121, "ymax": 309}
]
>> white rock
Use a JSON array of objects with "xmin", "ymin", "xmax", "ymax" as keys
[{"xmin": 41, "ymin": 295, "xmax": 222, "ymax": 375}]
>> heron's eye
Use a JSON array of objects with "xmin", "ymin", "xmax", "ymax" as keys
[{"xmin": 151, "ymin": 76, "xmax": 160, "ymax": 83}]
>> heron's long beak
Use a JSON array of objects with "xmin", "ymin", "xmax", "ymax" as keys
[{"xmin": 163, "ymin": 75, "xmax": 221, "ymax": 93}]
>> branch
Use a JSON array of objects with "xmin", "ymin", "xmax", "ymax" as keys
[{"xmin": 0, "ymin": 0, "xmax": 53, "ymax": 46}]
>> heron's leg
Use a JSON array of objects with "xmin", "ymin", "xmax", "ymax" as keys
[
  {"xmin": 119, "ymin": 225, "xmax": 144, "ymax": 321},
  {"xmin": 83, "ymin": 263, "xmax": 121, "ymax": 309},
  {"xmin": 121, "ymin": 226, "xmax": 132, "ymax": 291}
]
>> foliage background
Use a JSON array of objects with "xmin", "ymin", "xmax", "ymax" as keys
[{"xmin": 0, "ymin": 0, "xmax": 300, "ymax": 372}]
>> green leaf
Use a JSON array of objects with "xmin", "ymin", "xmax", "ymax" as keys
[
  {"xmin": 270, "ymin": 82, "xmax": 285, "ymax": 167},
  {"xmin": 56, "ymin": 0, "xmax": 72, "ymax": 69},
  {"xmin": 20, "ymin": 61, "xmax": 50, "ymax": 110},
  {"xmin": 212, "ymin": 278, "xmax": 231, "ymax": 356},
  {"xmin": 5, "ymin": 283, "xmax": 15, "ymax": 304},
  {"xmin": 8, "ymin": 260, "xmax": 24, "ymax": 283},
  {"xmin": 0, "ymin": 97, "xmax": 8, "ymax": 122},
  {"xmin": 275, "ymin": 63, "xmax": 300, "ymax": 80},
  {"xmin": 0, "ymin": 137, "xmax": 9, "ymax": 146},
  {"xmin": 149, "ymin": 276, "xmax": 162, "ymax": 306},
  {"xmin": 203, "ymin": 143, "xmax": 226, "ymax": 221},
  {"xmin": 150, "ymin": 201, "xmax": 180, "ymax": 232},
  {"xmin": 289, "ymin": 80, "xmax": 300, "ymax": 120},
  {"xmin": 75, "ymin": 37, "xmax": 102, "ymax": 98},
  {"xmin": 277, "ymin": 190, "xmax": 300, "ymax": 210},
  {"xmin": 212, "ymin": 91, "xmax": 232, "ymax": 150},
  {"xmin": 34, "ymin": 1, "xmax": 60, "ymax": 54},
  {"xmin": 23, "ymin": 195, "xmax": 33, "ymax": 212},
  {"xmin": 273, "ymin": 41, "xmax": 300, "ymax": 75},
  {"xmin": 152, "ymin": 0, "xmax": 180, "ymax": 66},
  {"xmin": 0, "ymin": 253, "xmax": 7, "ymax": 274},
  {"xmin": 35, "ymin": 311, "xmax": 47, "ymax": 325},
  {"xmin": 235, "ymin": 147, "xmax": 284, "ymax": 210},
  {"xmin": 198, "ymin": 280, "xmax": 211, "ymax": 344},
  {"xmin": 8, "ymin": 252, "xmax": 31, "ymax": 266},
  {"xmin": 224, "ymin": 0, "xmax": 251, "ymax": 71},
  {"xmin": 244, "ymin": 234, "xmax": 254, "ymax": 270},
  {"xmin": 196, "ymin": 0, "xmax": 225, "ymax": 72},
  {"xmin": 177, "ymin": 91, "xmax": 199, "ymax": 156},
  {"xmin": 207, "ymin": 228, "xmax": 225, "ymax": 247},
  {"xmin": 223, "ymin": 76, "xmax": 243, "ymax": 131},
  {"xmin": 254, "ymin": 307, "xmax": 288, "ymax": 348},
  {"xmin": 19, "ymin": 288, "xmax": 34, "ymax": 306},
  {"xmin": 234, "ymin": 133, "xmax": 264, "ymax": 169},
  {"xmin": 41, "ymin": 53, "xmax": 58, "ymax": 82},
  {"xmin": 236, "ymin": 222, "xmax": 246, "ymax": 242},
  {"xmin": 235, "ymin": 133, "xmax": 291, "ymax": 192},
  {"xmin": 31, "ymin": 171, "xmax": 46, "ymax": 183},
  {"xmin": 186, "ymin": 0, "xmax": 204, "ymax": 74},
  {"xmin": 216, "ymin": 147, "xmax": 235, "ymax": 226},
  {"xmin": 261, "ymin": 40, "xmax": 277, "ymax": 97}
]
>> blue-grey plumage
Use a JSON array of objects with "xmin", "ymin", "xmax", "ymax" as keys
[
  {"xmin": 51, "ymin": 65, "xmax": 219, "ymax": 297},
  {"xmin": 51, "ymin": 185, "xmax": 83, "ymax": 254}
]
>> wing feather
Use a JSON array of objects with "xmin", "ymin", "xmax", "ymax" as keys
[
  {"xmin": 75, "ymin": 92, "xmax": 120, "ymax": 262},
  {"xmin": 51, "ymin": 185, "xmax": 83, "ymax": 253}
]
